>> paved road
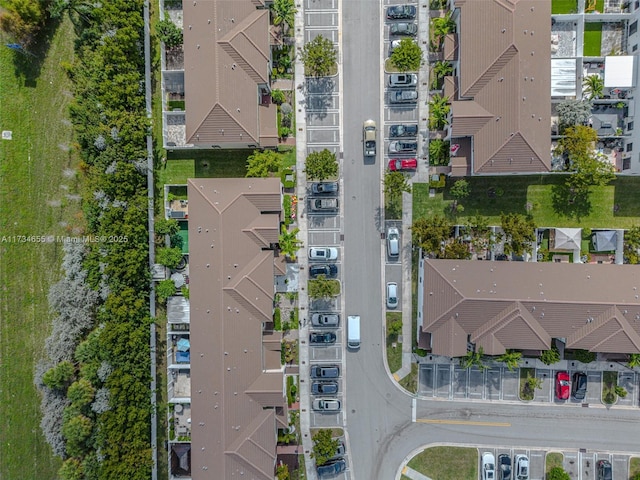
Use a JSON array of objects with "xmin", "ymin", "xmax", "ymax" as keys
[{"xmin": 339, "ymin": 2, "xmax": 640, "ymax": 480}]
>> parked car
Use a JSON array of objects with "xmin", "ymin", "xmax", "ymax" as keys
[
  {"xmin": 311, "ymin": 313, "xmax": 340, "ymax": 327},
  {"xmin": 316, "ymin": 458, "xmax": 346, "ymax": 476},
  {"xmin": 572, "ymin": 372, "xmax": 587, "ymax": 400},
  {"xmin": 309, "ymin": 247, "xmax": 338, "ymax": 260},
  {"xmin": 555, "ymin": 371, "xmax": 570, "ymax": 400},
  {"xmin": 310, "ymin": 365, "xmax": 340, "ymax": 378},
  {"xmin": 389, "ymin": 140, "xmax": 417, "ymax": 154},
  {"xmin": 514, "ymin": 455, "xmax": 529, "ymax": 480},
  {"xmin": 363, "ymin": 119, "xmax": 377, "ymax": 157},
  {"xmin": 390, "ymin": 22, "xmax": 418, "ymax": 36},
  {"xmin": 389, "ymin": 89, "xmax": 418, "ymax": 104},
  {"xmin": 332, "ymin": 442, "xmax": 346, "ymax": 458},
  {"xmin": 309, "ymin": 264, "xmax": 338, "ymax": 278},
  {"xmin": 311, "ymin": 182, "xmax": 339, "ymax": 195},
  {"xmin": 312, "ymin": 398, "xmax": 341, "ymax": 412},
  {"xmin": 386, "ymin": 282, "xmax": 398, "ymax": 309},
  {"xmin": 482, "ymin": 452, "xmax": 496, "ymax": 480},
  {"xmin": 388, "ymin": 73, "xmax": 418, "ymax": 87},
  {"xmin": 311, "ymin": 381, "xmax": 339, "ymax": 395},
  {"xmin": 387, "ymin": 227, "xmax": 400, "ymax": 257},
  {"xmin": 386, "ymin": 4, "xmax": 417, "ymax": 19},
  {"xmin": 309, "ymin": 331, "xmax": 337, "ymax": 345},
  {"xmin": 596, "ymin": 459, "xmax": 612, "ymax": 480},
  {"xmin": 389, "ymin": 39, "xmax": 402, "ymax": 56},
  {"xmin": 390, "ymin": 123, "xmax": 418, "ymax": 137},
  {"xmin": 388, "ymin": 158, "xmax": 418, "ymax": 171},
  {"xmin": 310, "ymin": 198, "xmax": 339, "ymax": 212},
  {"xmin": 498, "ymin": 454, "xmax": 511, "ymax": 480}
]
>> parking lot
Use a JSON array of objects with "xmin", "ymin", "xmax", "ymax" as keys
[
  {"xmin": 419, "ymin": 363, "xmax": 640, "ymax": 407},
  {"xmin": 475, "ymin": 448, "xmax": 631, "ymax": 480}
]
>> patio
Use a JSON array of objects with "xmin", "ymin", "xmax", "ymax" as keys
[
  {"xmin": 173, "ymin": 403, "xmax": 191, "ymax": 439},
  {"xmin": 551, "ymin": 22, "xmax": 577, "ymax": 58}
]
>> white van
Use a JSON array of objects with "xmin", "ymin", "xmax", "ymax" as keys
[{"xmin": 347, "ymin": 315, "xmax": 361, "ymax": 349}]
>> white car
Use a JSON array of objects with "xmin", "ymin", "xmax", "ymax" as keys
[
  {"xmin": 309, "ymin": 247, "xmax": 338, "ymax": 261},
  {"xmin": 312, "ymin": 398, "xmax": 341, "ymax": 412},
  {"xmin": 387, "ymin": 227, "xmax": 400, "ymax": 257},
  {"xmin": 482, "ymin": 452, "xmax": 496, "ymax": 480},
  {"xmin": 515, "ymin": 455, "xmax": 529, "ymax": 480},
  {"xmin": 386, "ymin": 282, "xmax": 398, "ymax": 309}
]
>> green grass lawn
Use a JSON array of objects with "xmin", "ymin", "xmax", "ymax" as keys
[
  {"xmin": 166, "ymin": 148, "xmax": 249, "ymax": 178},
  {"xmin": 584, "ymin": 23, "xmax": 603, "ymax": 56},
  {"xmin": 413, "ymin": 175, "xmax": 640, "ymax": 228},
  {"xmin": 399, "ymin": 363, "xmax": 419, "ymax": 393},
  {"xmin": 386, "ymin": 312, "xmax": 403, "ymax": 374},
  {"xmin": 630, "ymin": 457, "xmax": 640, "ymax": 478},
  {"xmin": 407, "ymin": 446, "xmax": 478, "ymax": 480},
  {"xmin": 552, "ymin": 0, "xmax": 577, "ymax": 13},
  {"xmin": 0, "ymin": 18, "xmax": 84, "ymax": 479},
  {"xmin": 546, "ymin": 452, "xmax": 564, "ymax": 472}
]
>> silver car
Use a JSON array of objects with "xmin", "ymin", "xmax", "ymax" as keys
[
  {"xmin": 312, "ymin": 313, "xmax": 340, "ymax": 327},
  {"xmin": 312, "ymin": 398, "xmax": 341, "ymax": 412},
  {"xmin": 387, "ymin": 227, "xmax": 400, "ymax": 257},
  {"xmin": 388, "ymin": 73, "xmax": 418, "ymax": 88},
  {"xmin": 386, "ymin": 282, "xmax": 398, "ymax": 309}
]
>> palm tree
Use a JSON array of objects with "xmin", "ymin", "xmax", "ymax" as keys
[
  {"xmin": 432, "ymin": 61, "xmax": 453, "ymax": 79},
  {"xmin": 431, "ymin": 11, "xmax": 456, "ymax": 50},
  {"xmin": 583, "ymin": 74, "xmax": 604, "ymax": 100},
  {"xmin": 278, "ymin": 225, "xmax": 303, "ymax": 260},
  {"xmin": 271, "ymin": 0, "xmax": 297, "ymax": 33},
  {"xmin": 428, "ymin": 93, "xmax": 450, "ymax": 130},
  {"xmin": 428, "ymin": 139, "xmax": 449, "ymax": 166}
]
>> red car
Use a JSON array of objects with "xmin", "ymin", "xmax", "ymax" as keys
[
  {"xmin": 388, "ymin": 158, "xmax": 418, "ymax": 171},
  {"xmin": 555, "ymin": 371, "xmax": 570, "ymax": 400}
]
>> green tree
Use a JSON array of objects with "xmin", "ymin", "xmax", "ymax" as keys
[
  {"xmin": 0, "ymin": 0, "xmax": 46, "ymax": 43},
  {"xmin": 582, "ymin": 74, "xmax": 604, "ymax": 100},
  {"xmin": 431, "ymin": 60, "xmax": 453, "ymax": 89},
  {"xmin": 388, "ymin": 320, "xmax": 402, "ymax": 337},
  {"xmin": 271, "ymin": 89, "xmax": 286, "ymax": 105},
  {"xmin": 540, "ymin": 346, "xmax": 560, "ymax": 365},
  {"xmin": 62, "ymin": 414, "xmax": 93, "ymax": 457},
  {"xmin": 271, "ymin": 0, "xmax": 297, "ymax": 32},
  {"xmin": 68, "ymin": 378, "xmax": 95, "ymax": 408},
  {"xmin": 299, "ymin": 35, "xmax": 337, "ymax": 77},
  {"xmin": 629, "ymin": 353, "xmax": 640, "ymax": 368},
  {"xmin": 428, "ymin": 139, "xmax": 449, "ymax": 166},
  {"xmin": 279, "ymin": 225, "xmax": 303, "ymax": 260},
  {"xmin": 58, "ymin": 458, "xmax": 84, "ymax": 480},
  {"xmin": 390, "ymin": 38, "xmax": 423, "ymax": 72},
  {"xmin": 246, "ymin": 150, "xmax": 283, "ymax": 178},
  {"xmin": 566, "ymin": 153, "xmax": 615, "ymax": 195},
  {"xmin": 556, "ymin": 125, "xmax": 598, "ymax": 162},
  {"xmin": 624, "ymin": 226, "xmax": 640, "ymax": 264},
  {"xmin": 412, "ymin": 215, "xmax": 451, "ymax": 257},
  {"xmin": 443, "ymin": 239, "xmax": 471, "ymax": 259},
  {"xmin": 500, "ymin": 213, "xmax": 535, "ymax": 256},
  {"xmin": 43, "ymin": 361, "xmax": 75, "ymax": 390},
  {"xmin": 384, "ymin": 171, "xmax": 411, "ymax": 203},
  {"xmin": 460, "ymin": 347, "xmax": 487, "ymax": 370},
  {"xmin": 276, "ymin": 463, "xmax": 290, "ymax": 480},
  {"xmin": 431, "ymin": 11, "xmax": 456, "ymax": 50},
  {"xmin": 156, "ymin": 218, "xmax": 180, "ymax": 236},
  {"xmin": 304, "ymin": 149, "xmax": 338, "ymax": 181},
  {"xmin": 556, "ymin": 99, "xmax": 592, "ymax": 129},
  {"xmin": 496, "ymin": 351, "xmax": 522, "ymax": 371},
  {"xmin": 311, "ymin": 429, "xmax": 340, "ymax": 466},
  {"xmin": 615, "ymin": 385, "xmax": 628, "ymax": 398},
  {"xmin": 465, "ymin": 215, "xmax": 496, "ymax": 254},
  {"xmin": 450, "ymin": 179, "xmax": 470, "ymax": 201},
  {"xmin": 308, "ymin": 277, "xmax": 340, "ymax": 299},
  {"xmin": 428, "ymin": 94, "xmax": 450, "ymax": 130},
  {"xmin": 547, "ymin": 466, "xmax": 571, "ymax": 480},
  {"xmin": 156, "ymin": 247, "xmax": 183, "ymax": 269},
  {"xmin": 155, "ymin": 19, "xmax": 183, "ymax": 48},
  {"xmin": 156, "ymin": 279, "xmax": 177, "ymax": 303}
]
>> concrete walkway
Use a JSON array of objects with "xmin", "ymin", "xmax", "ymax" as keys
[{"xmin": 402, "ymin": 466, "xmax": 433, "ymax": 480}]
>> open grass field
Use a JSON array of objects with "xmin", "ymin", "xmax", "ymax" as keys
[
  {"xmin": 407, "ymin": 446, "xmax": 478, "ymax": 480},
  {"xmin": 0, "ymin": 18, "xmax": 83, "ymax": 479},
  {"xmin": 552, "ymin": 0, "xmax": 578, "ymax": 13},
  {"xmin": 584, "ymin": 23, "xmax": 603, "ymax": 56},
  {"xmin": 413, "ymin": 175, "xmax": 640, "ymax": 229},
  {"xmin": 386, "ymin": 312, "xmax": 403, "ymax": 374}
]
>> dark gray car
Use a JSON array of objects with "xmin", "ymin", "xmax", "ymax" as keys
[
  {"xmin": 311, "ymin": 182, "xmax": 339, "ymax": 195},
  {"xmin": 317, "ymin": 458, "xmax": 346, "ymax": 476},
  {"xmin": 572, "ymin": 372, "xmax": 587, "ymax": 400},
  {"xmin": 310, "ymin": 365, "xmax": 340, "ymax": 378},
  {"xmin": 311, "ymin": 381, "xmax": 339, "ymax": 395},
  {"xmin": 390, "ymin": 124, "xmax": 418, "ymax": 137},
  {"xmin": 309, "ymin": 332, "xmax": 337, "ymax": 345},
  {"xmin": 498, "ymin": 454, "xmax": 511, "ymax": 480}
]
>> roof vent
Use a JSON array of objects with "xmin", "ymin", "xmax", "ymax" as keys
[
  {"xmin": 524, "ymin": 30, "xmax": 527, "ymax": 34},
  {"xmin": 531, "ymin": 51, "xmax": 535, "ymax": 56},
  {"xmin": 189, "ymin": 25, "xmax": 192, "ymax": 29},
  {"xmin": 501, "ymin": 28, "xmax": 506, "ymax": 33},
  {"xmin": 499, "ymin": 77, "xmax": 504, "ymax": 82},
  {"xmin": 523, "ymin": 97, "xmax": 526, "ymax": 101},
  {"xmin": 208, "ymin": 19, "xmax": 211, "ymax": 24},
  {"xmin": 197, "ymin": 44, "xmax": 200, "ymax": 49},
  {"xmin": 237, "ymin": 108, "xmax": 241, "ymax": 112},
  {"xmin": 231, "ymin": 17, "xmax": 235, "ymax": 23}
]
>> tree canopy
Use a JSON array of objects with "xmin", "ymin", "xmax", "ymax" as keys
[
  {"xmin": 246, "ymin": 150, "xmax": 283, "ymax": 178},
  {"xmin": 411, "ymin": 215, "xmax": 451, "ymax": 257},
  {"xmin": 557, "ymin": 99, "xmax": 592, "ymax": 129},
  {"xmin": 500, "ymin": 213, "xmax": 535, "ymax": 256},
  {"xmin": 384, "ymin": 171, "xmax": 411, "ymax": 203},
  {"xmin": 390, "ymin": 38, "xmax": 423, "ymax": 72},
  {"xmin": 311, "ymin": 429, "xmax": 340, "ymax": 466},
  {"xmin": 304, "ymin": 149, "xmax": 338, "ymax": 181},
  {"xmin": 308, "ymin": 277, "xmax": 340, "ymax": 299},
  {"xmin": 547, "ymin": 467, "xmax": 571, "ymax": 480},
  {"xmin": 299, "ymin": 35, "xmax": 337, "ymax": 77},
  {"xmin": 155, "ymin": 19, "xmax": 182, "ymax": 48}
]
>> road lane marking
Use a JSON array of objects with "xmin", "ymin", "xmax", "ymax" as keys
[{"xmin": 416, "ymin": 418, "xmax": 511, "ymax": 427}]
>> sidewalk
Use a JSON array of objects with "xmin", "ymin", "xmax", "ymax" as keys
[{"xmin": 402, "ymin": 466, "xmax": 433, "ymax": 480}]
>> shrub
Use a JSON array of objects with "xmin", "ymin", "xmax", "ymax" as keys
[
  {"xmin": 156, "ymin": 279, "xmax": 176, "ymax": 303},
  {"xmin": 155, "ymin": 218, "xmax": 180, "ymax": 236},
  {"xmin": 540, "ymin": 347, "xmax": 561, "ymax": 365},
  {"xmin": 156, "ymin": 247, "xmax": 183, "ymax": 269},
  {"xmin": 574, "ymin": 349, "xmax": 596, "ymax": 363},
  {"xmin": 274, "ymin": 307, "xmax": 282, "ymax": 330},
  {"xmin": 271, "ymin": 89, "xmax": 286, "ymax": 105}
]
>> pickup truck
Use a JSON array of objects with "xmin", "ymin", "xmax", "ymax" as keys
[{"xmin": 389, "ymin": 89, "xmax": 418, "ymax": 104}]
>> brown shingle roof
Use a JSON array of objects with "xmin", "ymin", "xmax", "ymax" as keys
[
  {"xmin": 452, "ymin": 0, "xmax": 551, "ymax": 174},
  {"xmin": 188, "ymin": 178, "xmax": 285, "ymax": 479},
  {"xmin": 183, "ymin": 0, "xmax": 277, "ymax": 147},
  {"xmin": 421, "ymin": 259, "xmax": 640, "ymax": 356}
]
